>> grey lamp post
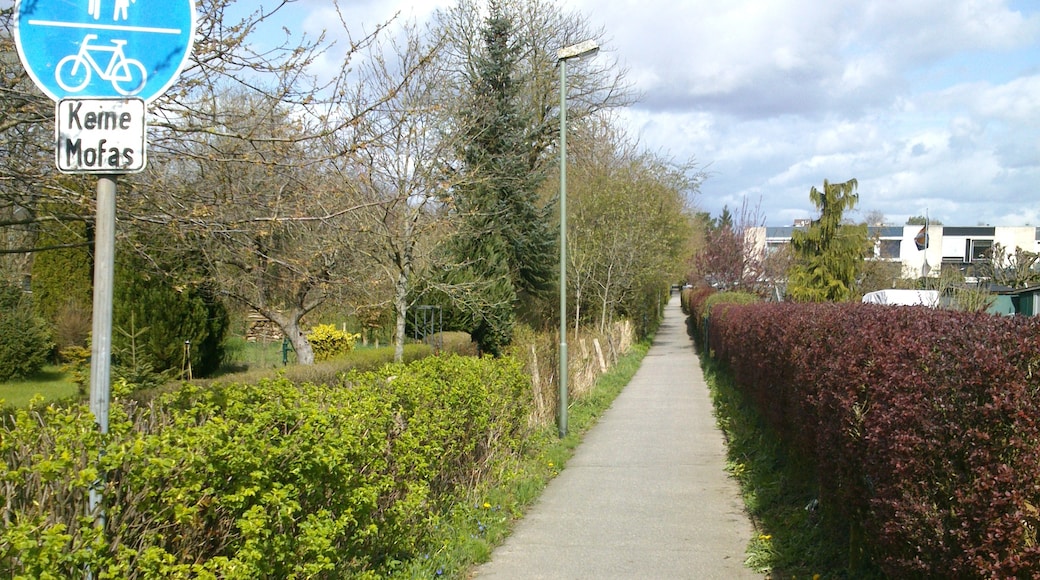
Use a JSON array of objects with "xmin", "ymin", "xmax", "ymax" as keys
[{"xmin": 557, "ymin": 40, "xmax": 599, "ymax": 438}]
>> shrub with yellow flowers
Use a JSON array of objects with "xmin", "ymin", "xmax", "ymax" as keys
[{"xmin": 307, "ymin": 323, "xmax": 361, "ymax": 361}]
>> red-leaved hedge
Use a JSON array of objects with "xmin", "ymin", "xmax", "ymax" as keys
[{"xmin": 709, "ymin": 302, "xmax": 1040, "ymax": 577}]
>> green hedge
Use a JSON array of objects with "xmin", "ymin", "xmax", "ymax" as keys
[{"xmin": 1, "ymin": 354, "xmax": 531, "ymax": 578}]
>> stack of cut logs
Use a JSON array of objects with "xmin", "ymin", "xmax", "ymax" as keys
[{"xmin": 245, "ymin": 311, "xmax": 284, "ymax": 342}]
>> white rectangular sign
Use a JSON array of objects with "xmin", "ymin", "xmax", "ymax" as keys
[{"xmin": 56, "ymin": 98, "xmax": 146, "ymax": 174}]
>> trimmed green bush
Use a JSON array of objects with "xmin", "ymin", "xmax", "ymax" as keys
[{"xmin": 0, "ymin": 354, "xmax": 531, "ymax": 578}]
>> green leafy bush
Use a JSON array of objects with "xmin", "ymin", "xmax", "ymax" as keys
[
  {"xmin": 307, "ymin": 323, "xmax": 360, "ymax": 361},
  {"xmin": 59, "ymin": 345, "xmax": 91, "ymax": 397},
  {"xmin": 0, "ymin": 354, "xmax": 531, "ymax": 577}
]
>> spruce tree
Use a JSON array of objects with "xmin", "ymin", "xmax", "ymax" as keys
[
  {"xmin": 112, "ymin": 247, "xmax": 229, "ymax": 379},
  {"xmin": 447, "ymin": 1, "xmax": 556, "ymax": 353},
  {"xmin": 787, "ymin": 178, "xmax": 869, "ymax": 302},
  {"xmin": 0, "ymin": 280, "xmax": 52, "ymax": 382}
]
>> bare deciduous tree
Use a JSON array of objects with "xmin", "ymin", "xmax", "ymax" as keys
[
  {"xmin": 116, "ymin": 1, "xmax": 407, "ymax": 364},
  {"xmin": 568, "ymin": 117, "xmax": 700, "ymax": 333},
  {"xmin": 339, "ymin": 21, "xmax": 459, "ymax": 362}
]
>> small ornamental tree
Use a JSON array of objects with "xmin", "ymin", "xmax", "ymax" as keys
[
  {"xmin": 113, "ymin": 254, "xmax": 229, "ymax": 378},
  {"xmin": 787, "ymin": 178, "xmax": 869, "ymax": 302},
  {"xmin": 0, "ymin": 281, "xmax": 53, "ymax": 382},
  {"xmin": 693, "ymin": 198, "xmax": 768, "ymax": 294}
]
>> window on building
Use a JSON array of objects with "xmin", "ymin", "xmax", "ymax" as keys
[
  {"xmin": 879, "ymin": 239, "xmax": 900, "ymax": 259},
  {"xmin": 966, "ymin": 239, "xmax": 993, "ymax": 262}
]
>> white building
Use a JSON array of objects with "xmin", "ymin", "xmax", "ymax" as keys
[{"xmin": 748, "ymin": 225, "xmax": 1040, "ymax": 279}]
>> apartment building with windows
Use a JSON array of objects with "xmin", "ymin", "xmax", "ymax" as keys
[{"xmin": 748, "ymin": 224, "xmax": 1040, "ymax": 279}]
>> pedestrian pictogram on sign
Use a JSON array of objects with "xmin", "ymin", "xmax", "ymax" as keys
[{"xmin": 14, "ymin": 0, "xmax": 196, "ymax": 103}]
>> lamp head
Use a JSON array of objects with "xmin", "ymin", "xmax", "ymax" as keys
[{"xmin": 557, "ymin": 40, "xmax": 599, "ymax": 61}]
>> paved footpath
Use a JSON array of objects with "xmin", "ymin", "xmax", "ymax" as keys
[{"xmin": 472, "ymin": 295, "xmax": 760, "ymax": 579}]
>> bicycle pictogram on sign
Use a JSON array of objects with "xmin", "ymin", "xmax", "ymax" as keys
[
  {"xmin": 14, "ymin": 0, "xmax": 195, "ymax": 103},
  {"xmin": 56, "ymin": 34, "xmax": 147, "ymax": 96}
]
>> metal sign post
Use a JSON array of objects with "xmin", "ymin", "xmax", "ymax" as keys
[
  {"xmin": 13, "ymin": 0, "xmax": 197, "ymax": 554},
  {"xmin": 89, "ymin": 176, "xmax": 116, "ymax": 433}
]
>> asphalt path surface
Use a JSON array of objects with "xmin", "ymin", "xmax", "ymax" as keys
[{"xmin": 473, "ymin": 295, "xmax": 760, "ymax": 579}]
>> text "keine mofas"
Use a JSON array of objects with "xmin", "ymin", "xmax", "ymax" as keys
[{"xmin": 56, "ymin": 98, "xmax": 146, "ymax": 174}]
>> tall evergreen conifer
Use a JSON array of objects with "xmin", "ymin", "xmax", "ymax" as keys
[
  {"xmin": 447, "ymin": 1, "xmax": 556, "ymax": 353},
  {"xmin": 30, "ymin": 212, "xmax": 93, "ymax": 333},
  {"xmin": 788, "ymin": 178, "xmax": 869, "ymax": 302}
]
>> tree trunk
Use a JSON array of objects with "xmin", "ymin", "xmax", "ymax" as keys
[
  {"xmin": 394, "ymin": 268, "xmax": 408, "ymax": 363},
  {"xmin": 599, "ymin": 278, "xmax": 612, "ymax": 334},
  {"xmin": 265, "ymin": 307, "xmax": 315, "ymax": 365},
  {"xmin": 572, "ymin": 286, "xmax": 582, "ymax": 344},
  {"xmin": 286, "ymin": 324, "xmax": 315, "ymax": 365}
]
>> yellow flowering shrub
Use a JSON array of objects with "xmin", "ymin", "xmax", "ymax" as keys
[{"xmin": 307, "ymin": 324, "xmax": 360, "ymax": 361}]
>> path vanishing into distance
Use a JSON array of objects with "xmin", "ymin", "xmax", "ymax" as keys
[{"xmin": 473, "ymin": 294, "xmax": 760, "ymax": 579}]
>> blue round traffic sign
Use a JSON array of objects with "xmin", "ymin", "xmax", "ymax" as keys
[{"xmin": 14, "ymin": 0, "xmax": 196, "ymax": 103}]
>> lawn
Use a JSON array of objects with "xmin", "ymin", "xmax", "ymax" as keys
[
  {"xmin": 0, "ymin": 338, "xmax": 306, "ymax": 409},
  {"xmin": 0, "ymin": 365, "xmax": 80, "ymax": 408},
  {"xmin": 0, "ymin": 336, "xmax": 411, "ymax": 409}
]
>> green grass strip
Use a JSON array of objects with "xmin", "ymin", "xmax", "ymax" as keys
[
  {"xmin": 0, "ymin": 365, "xmax": 79, "ymax": 408},
  {"xmin": 702, "ymin": 356, "xmax": 884, "ymax": 579},
  {"xmin": 389, "ymin": 340, "xmax": 651, "ymax": 579}
]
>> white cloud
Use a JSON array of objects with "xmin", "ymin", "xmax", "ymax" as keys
[
  {"xmin": 272, "ymin": 0, "xmax": 1040, "ymax": 226},
  {"xmin": 580, "ymin": 0, "xmax": 1040, "ymax": 226},
  {"xmin": 973, "ymin": 75, "xmax": 1040, "ymax": 122}
]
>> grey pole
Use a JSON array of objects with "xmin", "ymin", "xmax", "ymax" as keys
[
  {"xmin": 558, "ymin": 57, "xmax": 569, "ymax": 438},
  {"xmin": 88, "ymin": 175, "xmax": 116, "ymax": 524},
  {"xmin": 556, "ymin": 40, "xmax": 599, "ymax": 438}
]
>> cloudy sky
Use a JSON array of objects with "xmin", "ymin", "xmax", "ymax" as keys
[{"xmin": 283, "ymin": 0, "xmax": 1040, "ymax": 227}]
